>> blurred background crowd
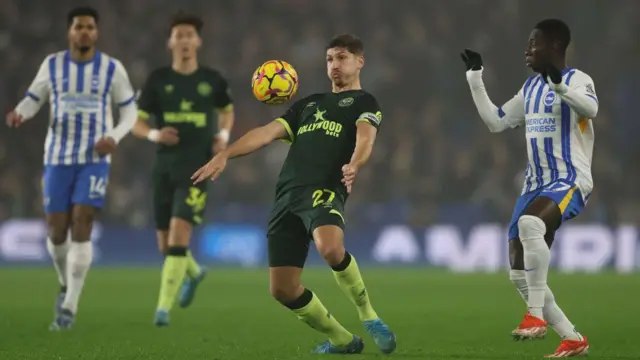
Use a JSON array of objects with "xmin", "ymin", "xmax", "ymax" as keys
[{"xmin": 1, "ymin": 0, "xmax": 638, "ymax": 228}]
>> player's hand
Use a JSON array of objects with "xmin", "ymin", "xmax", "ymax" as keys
[
  {"xmin": 158, "ymin": 126, "xmax": 179, "ymax": 146},
  {"xmin": 94, "ymin": 137, "xmax": 117, "ymax": 156},
  {"xmin": 191, "ymin": 153, "xmax": 228, "ymax": 184},
  {"xmin": 213, "ymin": 134, "xmax": 228, "ymax": 153},
  {"xmin": 5, "ymin": 111, "xmax": 23, "ymax": 128},
  {"xmin": 545, "ymin": 64, "xmax": 566, "ymax": 94},
  {"xmin": 341, "ymin": 164, "xmax": 359, "ymax": 194},
  {"xmin": 460, "ymin": 49, "xmax": 483, "ymax": 71},
  {"xmin": 545, "ymin": 64, "xmax": 563, "ymax": 85}
]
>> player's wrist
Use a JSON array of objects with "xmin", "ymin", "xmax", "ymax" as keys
[
  {"xmin": 217, "ymin": 129, "xmax": 230, "ymax": 143},
  {"xmin": 147, "ymin": 129, "xmax": 160, "ymax": 142}
]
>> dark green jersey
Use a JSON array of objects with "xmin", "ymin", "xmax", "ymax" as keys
[
  {"xmin": 275, "ymin": 90, "xmax": 382, "ymax": 200},
  {"xmin": 137, "ymin": 66, "xmax": 232, "ymax": 173}
]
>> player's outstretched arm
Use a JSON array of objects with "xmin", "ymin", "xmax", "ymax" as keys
[
  {"xmin": 223, "ymin": 119, "xmax": 288, "ymax": 159},
  {"xmin": 191, "ymin": 119, "xmax": 288, "ymax": 184},
  {"xmin": 545, "ymin": 66, "xmax": 598, "ymax": 119},
  {"xmin": 461, "ymin": 49, "xmax": 525, "ymax": 133},
  {"xmin": 9, "ymin": 55, "xmax": 52, "ymax": 127}
]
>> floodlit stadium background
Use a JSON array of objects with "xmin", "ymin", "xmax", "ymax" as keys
[{"xmin": 1, "ymin": 0, "xmax": 639, "ymax": 271}]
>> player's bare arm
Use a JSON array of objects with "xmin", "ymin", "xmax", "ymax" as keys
[
  {"xmin": 214, "ymin": 106, "xmax": 234, "ymax": 152},
  {"xmin": 461, "ymin": 49, "xmax": 526, "ymax": 133},
  {"xmin": 342, "ymin": 122, "xmax": 377, "ymax": 193},
  {"xmin": 131, "ymin": 116, "xmax": 180, "ymax": 145},
  {"xmin": 191, "ymin": 119, "xmax": 287, "ymax": 183}
]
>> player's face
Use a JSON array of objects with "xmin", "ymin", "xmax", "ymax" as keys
[
  {"xmin": 525, "ymin": 29, "xmax": 552, "ymax": 72},
  {"xmin": 326, "ymin": 47, "xmax": 363, "ymax": 87},
  {"xmin": 168, "ymin": 25, "xmax": 201, "ymax": 60},
  {"xmin": 68, "ymin": 16, "xmax": 98, "ymax": 53}
]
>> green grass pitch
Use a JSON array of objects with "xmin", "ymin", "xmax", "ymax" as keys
[{"xmin": 1, "ymin": 268, "xmax": 639, "ymax": 359}]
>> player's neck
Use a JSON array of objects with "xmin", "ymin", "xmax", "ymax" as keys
[
  {"xmin": 70, "ymin": 48, "xmax": 96, "ymax": 62},
  {"xmin": 332, "ymin": 80, "xmax": 361, "ymax": 93},
  {"xmin": 172, "ymin": 59, "xmax": 199, "ymax": 75}
]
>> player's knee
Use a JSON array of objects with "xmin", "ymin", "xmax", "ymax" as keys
[
  {"xmin": 168, "ymin": 218, "xmax": 192, "ymax": 247},
  {"xmin": 269, "ymin": 281, "xmax": 302, "ymax": 304},
  {"xmin": 316, "ymin": 241, "xmax": 345, "ymax": 267},
  {"xmin": 517, "ymin": 215, "xmax": 546, "ymax": 241},
  {"xmin": 48, "ymin": 230, "xmax": 68, "ymax": 245}
]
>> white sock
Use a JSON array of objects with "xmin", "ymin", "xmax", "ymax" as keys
[
  {"xmin": 46, "ymin": 237, "xmax": 70, "ymax": 288},
  {"xmin": 62, "ymin": 241, "xmax": 93, "ymax": 314},
  {"xmin": 510, "ymin": 269, "xmax": 582, "ymax": 340},
  {"xmin": 544, "ymin": 287, "xmax": 583, "ymax": 341},
  {"xmin": 518, "ymin": 215, "xmax": 550, "ymax": 319},
  {"xmin": 509, "ymin": 269, "xmax": 529, "ymax": 302}
]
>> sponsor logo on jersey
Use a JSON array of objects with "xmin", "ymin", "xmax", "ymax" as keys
[
  {"xmin": 526, "ymin": 117, "xmax": 556, "ymax": 133},
  {"xmin": 585, "ymin": 83, "xmax": 595, "ymax": 94},
  {"xmin": 164, "ymin": 84, "xmax": 174, "ymax": 94}
]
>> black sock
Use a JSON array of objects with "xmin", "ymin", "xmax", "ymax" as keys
[
  {"xmin": 166, "ymin": 246, "xmax": 187, "ymax": 257},
  {"xmin": 331, "ymin": 252, "xmax": 352, "ymax": 272},
  {"xmin": 283, "ymin": 288, "xmax": 313, "ymax": 310}
]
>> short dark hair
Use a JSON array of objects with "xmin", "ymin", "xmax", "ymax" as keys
[
  {"xmin": 67, "ymin": 7, "xmax": 99, "ymax": 28},
  {"xmin": 170, "ymin": 11, "xmax": 204, "ymax": 34},
  {"xmin": 326, "ymin": 34, "xmax": 364, "ymax": 55},
  {"xmin": 535, "ymin": 19, "xmax": 571, "ymax": 52}
]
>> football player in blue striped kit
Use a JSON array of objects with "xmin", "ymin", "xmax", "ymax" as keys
[
  {"xmin": 5, "ymin": 7, "xmax": 137, "ymax": 330},
  {"xmin": 462, "ymin": 19, "xmax": 596, "ymax": 358}
]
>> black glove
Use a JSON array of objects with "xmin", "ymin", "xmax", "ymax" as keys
[
  {"xmin": 460, "ymin": 48, "xmax": 483, "ymax": 71},
  {"xmin": 545, "ymin": 64, "xmax": 563, "ymax": 85}
]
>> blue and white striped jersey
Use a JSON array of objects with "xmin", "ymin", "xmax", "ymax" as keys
[
  {"xmin": 22, "ymin": 51, "xmax": 136, "ymax": 165},
  {"xmin": 496, "ymin": 68, "xmax": 598, "ymax": 199}
]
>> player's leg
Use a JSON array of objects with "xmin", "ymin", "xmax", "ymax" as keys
[
  {"xmin": 155, "ymin": 184, "xmax": 207, "ymax": 323},
  {"xmin": 42, "ymin": 165, "xmax": 74, "ymax": 327},
  {"xmin": 519, "ymin": 191, "xmax": 589, "ymax": 357},
  {"xmin": 311, "ymin": 214, "xmax": 396, "ymax": 354},
  {"xmin": 268, "ymin": 212, "xmax": 362, "ymax": 354},
  {"xmin": 174, "ymin": 185, "xmax": 207, "ymax": 307},
  {"xmin": 51, "ymin": 163, "xmax": 108, "ymax": 329}
]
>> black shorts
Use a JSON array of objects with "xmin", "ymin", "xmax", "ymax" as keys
[
  {"xmin": 267, "ymin": 187, "xmax": 346, "ymax": 268},
  {"xmin": 152, "ymin": 167, "xmax": 208, "ymax": 230}
]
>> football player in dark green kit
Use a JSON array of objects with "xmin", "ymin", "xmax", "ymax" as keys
[
  {"xmin": 192, "ymin": 34, "xmax": 396, "ymax": 355},
  {"xmin": 131, "ymin": 12, "xmax": 234, "ymax": 326}
]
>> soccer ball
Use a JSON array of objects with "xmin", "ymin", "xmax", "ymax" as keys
[{"xmin": 251, "ymin": 60, "xmax": 299, "ymax": 105}]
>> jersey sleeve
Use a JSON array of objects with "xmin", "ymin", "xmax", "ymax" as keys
[
  {"xmin": 275, "ymin": 99, "xmax": 305, "ymax": 143},
  {"xmin": 136, "ymin": 71, "xmax": 158, "ymax": 120},
  {"xmin": 213, "ymin": 75, "xmax": 233, "ymax": 112},
  {"xmin": 25, "ymin": 55, "xmax": 53, "ymax": 104},
  {"xmin": 110, "ymin": 60, "xmax": 136, "ymax": 107},
  {"xmin": 498, "ymin": 86, "xmax": 526, "ymax": 129},
  {"xmin": 355, "ymin": 94, "xmax": 383, "ymax": 129}
]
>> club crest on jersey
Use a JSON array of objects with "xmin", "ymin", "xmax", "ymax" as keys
[
  {"xmin": 544, "ymin": 91, "xmax": 557, "ymax": 107},
  {"xmin": 197, "ymin": 82, "xmax": 212, "ymax": 96},
  {"xmin": 338, "ymin": 97, "xmax": 354, "ymax": 107}
]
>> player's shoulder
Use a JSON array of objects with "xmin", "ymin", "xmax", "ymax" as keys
[
  {"xmin": 520, "ymin": 73, "xmax": 541, "ymax": 90},
  {"xmin": 291, "ymin": 93, "xmax": 325, "ymax": 108},
  {"xmin": 197, "ymin": 66, "xmax": 229, "ymax": 82},
  {"xmin": 146, "ymin": 66, "xmax": 173, "ymax": 79},
  {"xmin": 352, "ymin": 90, "xmax": 380, "ymax": 106},
  {"xmin": 565, "ymin": 68, "xmax": 594, "ymax": 85}
]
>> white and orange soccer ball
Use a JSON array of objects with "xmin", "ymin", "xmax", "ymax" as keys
[{"xmin": 251, "ymin": 60, "xmax": 299, "ymax": 105}]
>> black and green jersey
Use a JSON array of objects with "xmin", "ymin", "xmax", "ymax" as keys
[
  {"xmin": 137, "ymin": 66, "xmax": 233, "ymax": 174},
  {"xmin": 275, "ymin": 89, "xmax": 382, "ymax": 200}
]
